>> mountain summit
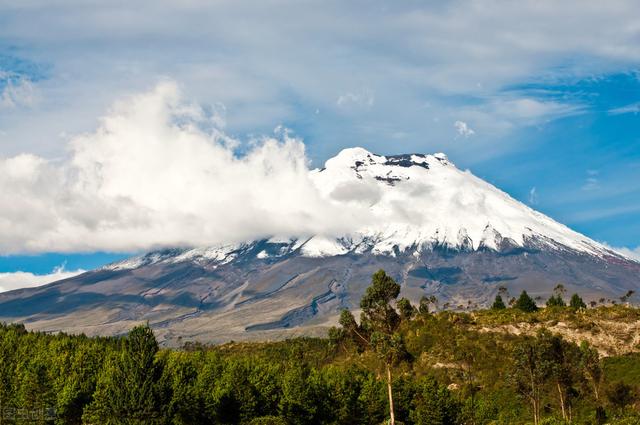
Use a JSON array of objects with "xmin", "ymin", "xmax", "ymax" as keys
[
  {"xmin": 305, "ymin": 147, "xmax": 612, "ymax": 257},
  {"xmin": 0, "ymin": 148, "xmax": 637, "ymax": 345}
]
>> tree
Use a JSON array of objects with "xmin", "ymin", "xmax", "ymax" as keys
[
  {"xmin": 83, "ymin": 324, "xmax": 168, "ymax": 424},
  {"xmin": 337, "ymin": 270, "xmax": 406, "ymax": 425},
  {"xmin": 397, "ymin": 298, "xmax": 415, "ymax": 321},
  {"xmin": 418, "ymin": 297, "xmax": 430, "ymax": 315},
  {"xmin": 510, "ymin": 333, "xmax": 554, "ymax": 425},
  {"xmin": 491, "ymin": 294, "xmax": 506, "ymax": 310},
  {"xmin": 547, "ymin": 284, "xmax": 567, "ymax": 308},
  {"xmin": 278, "ymin": 364, "xmax": 324, "ymax": 425},
  {"xmin": 569, "ymin": 294, "xmax": 586, "ymax": 311},
  {"xmin": 579, "ymin": 342, "xmax": 602, "ymax": 401},
  {"xmin": 410, "ymin": 377, "xmax": 459, "ymax": 425},
  {"xmin": 514, "ymin": 291, "xmax": 538, "ymax": 312},
  {"xmin": 542, "ymin": 331, "xmax": 580, "ymax": 422},
  {"xmin": 546, "ymin": 295, "xmax": 566, "ymax": 308},
  {"xmin": 419, "ymin": 295, "xmax": 438, "ymax": 315},
  {"xmin": 620, "ymin": 290, "xmax": 635, "ymax": 303}
]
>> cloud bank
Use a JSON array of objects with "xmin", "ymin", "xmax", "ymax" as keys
[
  {"xmin": 2, "ymin": 0, "xmax": 640, "ymax": 161},
  {"xmin": 0, "ymin": 265, "xmax": 84, "ymax": 293},
  {"xmin": 0, "ymin": 82, "xmax": 371, "ymax": 255}
]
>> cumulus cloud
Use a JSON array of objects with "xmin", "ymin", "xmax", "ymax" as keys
[
  {"xmin": 0, "ymin": 82, "xmax": 368, "ymax": 254},
  {"xmin": 0, "ymin": 265, "xmax": 84, "ymax": 293},
  {"xmin": 454, "ymin": 120, "xmax": 475, "ymax": 137}
]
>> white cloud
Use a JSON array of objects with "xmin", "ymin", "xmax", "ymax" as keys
[
  {"xmin": 581, "ymin": 169, "xmax": 600, "ymax": 191},
  {"xmin": 0, "ymin": 82, "xmax": 368, "ymax": 254},
  {"xmin": 529, "ymin": 186, "xmax": 538, "ymax": 204},
  {"xmin": 608, "ymin": 102, "xmax": 640, "ymax": 115},
  {"xmin": 0, "ymin": 77, "xmax": 38, "ymax": 109},
  {"xmin": 1, "ymin": 1, "xmax": 638, "ymax": 159},
  {"xmin": 0, "ymin": 265, "xmax": 84, "ymax": 293},
  {"xmin": 336, "ymin": 89, "xmax": 375, "ymax": 108},
  {"xmin": 454, "ymin": 120, "xmax": 475, "ymax": 137},
  {"xmin": 582, "ymin": 177, "xmax": 599, "ymax": 191},
  {"xmin": 601, "ymin": 244, "xmax": 640, "ymax": 262}
]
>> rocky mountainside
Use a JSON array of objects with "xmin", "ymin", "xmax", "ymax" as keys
[{"xmin": 0, "ymin": 148, "xmax": 637, "ymax": 345}]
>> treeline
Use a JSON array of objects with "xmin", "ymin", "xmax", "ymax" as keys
[{"xmin": 0, "ymin": 274, "xmax": 639, "ymax": 424}]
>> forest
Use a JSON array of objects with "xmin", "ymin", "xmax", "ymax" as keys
[{"xmin": 0, "ymin": 270, "xmax": 639, "ymax": 425}]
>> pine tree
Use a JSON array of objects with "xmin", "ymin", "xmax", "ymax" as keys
[
  {"xmin": 83, "ymin": 324, "xmax": 168, "ymax": 424},
  {"xmin": 546, "ymin": 295, "xmax": 566, "ymax": 307},
  {"xmin": 569, "ymin": 294, "xmax": 586, "ymax": 311},
  {"xmin": 491, "ymin": 295, "xmax": 506, "ymax": 310},
  {"xmin": 514, "ymin": 290, "xmax": 538, "ymax": 312}
]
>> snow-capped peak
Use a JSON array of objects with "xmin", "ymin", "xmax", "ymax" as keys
[
  {"xmin": 305, "ymin": 147, "xmax": 614, "ymax": 258},
  {"xmin": 104, "ymin": 147, "xmax": 624, "ymax": 268}
]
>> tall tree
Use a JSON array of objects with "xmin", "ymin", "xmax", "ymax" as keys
[
  {"xmin": 338, "ymin": 270, "xmax": 406, "ymax": 425},
  {"xmin": 83, "ymin": 324, "xmax": 168, "ymax": 424},
  {"xmin": 510, "ymin": 333, "xmax": 553, "ymax": 425},
  {"xmin": 541, "ymin": 331, "xmax": 579, "ymax": 422},
  {"xmin": 579, "ymin": 342, "xmax": 602, "ymax": 401}
]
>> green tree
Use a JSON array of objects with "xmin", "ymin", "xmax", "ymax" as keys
[
  {"xmin": 579, "ymin": 341, "xmax": 602, "ymax": 402},
  {"xmin": 491, "ymin": 294, "xmax": 506, "ymax": 310},
  {"xmin": 278, "ymin": 364, "xmax": 327, "ymax": 425},
  {"xmin": 338, "ymin": 270, "xmax": 406, "ymax": 425},
  {"xmin": 546, "ymin": 295, "xmax": 566, "ymax": 308},
  {"xmin": 83, "ymin": 324, "xmax": 168, "ymax": 424},
  {"xmin": 514, "ymin": 290, "xmax": 538, "ymax": 312},
  {"xmin": 569, "ymin": 294, "xmax": 587, "ymax": 311},
  {"xmin": 410, "ymin": 377, "xmax": 459, "ymax": 425},
  {"xmin": 542, "ymin": 331, "xmax": 580, "ymax": 422},
  {"xmin": 419, "ymin": 296, "xmax": 430, "ymax": 315},
  {"xmin": 510, "ymin": 333, "xmax": 554, "ymax": 425},
  {"xmin": 397, "ymin": 298, "xmax": 415, "ymax": 321}
]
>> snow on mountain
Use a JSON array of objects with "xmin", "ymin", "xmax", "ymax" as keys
[
  {"xmin": 307, "ymin": 147, "xmax": 612, "ymax": 257},
  {"xmin": 104, "ymin": 147, "xmax": 623, "ymax": 270}
]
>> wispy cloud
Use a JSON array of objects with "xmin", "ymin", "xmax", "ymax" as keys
[
  {"xmin": 0, "ymin": 1, "xmax": 637, "ymax": 159},
  {"xmin": 568, "ymin": 204, "xmax": 640, "ymax": 222},
  {"xmin": 582, "ymin": 170, "xmax": 600, "ymax": 191},
  {"xmin": 600, "ymin": 243, "xmax": 640, "ymax": 262},
  {"xmin": 336, "ymin": 89, "xmax": 375, "ymax": 108},
  {"xmin": 528, "ymin": 186, "xmax": 538, "ymax": 204},
  {"xmin": 608, "ymin": 102, "xmax": 640, "ymax": 115},
  {"xmin": 0, "ymin": 73, "xmax": 38, "ymax": 109}
]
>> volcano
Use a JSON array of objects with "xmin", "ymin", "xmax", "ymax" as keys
[{"xmin": 1, "ymin": 148, "xmax": 637, "ymax": 345}]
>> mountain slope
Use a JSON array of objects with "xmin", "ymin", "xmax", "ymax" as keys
[{"xmin": 0, "ymin": 148, "xmax": 637, "ymax": 345}]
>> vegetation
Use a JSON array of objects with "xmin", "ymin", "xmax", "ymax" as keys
[
  {"xmin": 515, "ymin": 290, "xmax": 539, "ymax": 313},
  {"xmin": 0, "ymin": 271, "xmax": 639, "ymax": 424}
]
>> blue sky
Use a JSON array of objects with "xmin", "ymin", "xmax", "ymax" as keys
[{"xmin": 0, "ymin": 1, "xmax": 639, "ymax": 281}]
